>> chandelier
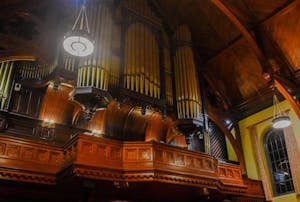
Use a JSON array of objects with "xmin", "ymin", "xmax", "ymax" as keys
[
  {"xmin": 63, "ymin": 0, "xmax": 94, "ymax": 57},
  {"xmin": 272, "ymin": 86, "xmax": 291, "ymax": 129}
]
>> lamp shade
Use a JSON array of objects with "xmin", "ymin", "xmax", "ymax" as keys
[
  {"xmin": 63, "ymin": 31, "xmax": 94, "ymax": 57},
  {"xmin": 272, "ymin": 115, "xmax": 291, "ymax": 129}
]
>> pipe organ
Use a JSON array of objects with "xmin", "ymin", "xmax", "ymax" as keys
[
  {"xmin": 0, "ymin": 2, "xmax": 267, "ymax": 200},
  {"xmin": 0, "ymin": 61, "xmax": 14, "ymax": 110},
  {"xmin": 173, "ymin": 25, "xmax": 202, "ymax": 120},
  {"xmin": 76, "ymin": 2, "xmax": 113, "ymax": 91},
  {"xmin": 162, "ymin": 31, "xmax": 173, "ymax": 105},
  {"xmin": 17, "ymin": 61, "xmax": 56, "ymax": 80},
  {"xmin": 109, "ymin": 23, "xmax": 121, "ymax": 88},
  {"xmin": 124, "ymin": 23, "xmax": 160, "ymax": 98}
]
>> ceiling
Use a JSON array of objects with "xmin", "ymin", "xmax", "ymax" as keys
[{"xmin": 1, "ymin": 0, "xmax": 300, "ymax": 120}]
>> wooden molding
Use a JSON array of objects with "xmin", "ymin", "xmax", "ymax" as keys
[
  {"xmin": 0, "ymin": 133, "xmax": 265, "ymax": 199},
  {"xmin": 283, "ymin": 126, "xmax": 300, "ymax": 195},
  {"xmin": 248, "ymin": 126, "xmax": 273, "ymax": 201},
  {"xmin": 274, "ymin": 79, "xmax": 300, "ymax": 119}
]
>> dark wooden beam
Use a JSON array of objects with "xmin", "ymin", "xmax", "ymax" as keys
[
  {"xmin": 210, "ymin": 0, "xmax": 272, "ymax": 73},
  {"xmin": 206, "ymin": 0, "xmax": 299, "ymax": 65},
  {"xmin": 274, "ymin": 79, "xmax": 300, "ymax": 119}
]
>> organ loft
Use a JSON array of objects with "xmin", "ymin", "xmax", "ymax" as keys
[{"xmin": 1, "ymin": 0, "xmax": 300, "ymax": 201}]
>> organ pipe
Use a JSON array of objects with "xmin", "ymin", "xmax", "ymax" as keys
[
  {"xmin": 109, "ymin": 23, "xmax": 121, "ymax": 88},
  {"xmin": 173, "ymin": 25, "xmax": 202, "ymax": 120},
  {"xmin": 0, "ymin": 61, "xmax": 14, "ymax": 110},
  {"xmin": 123, "ymin": 23, "xmax": 160, "ymax": 98},
  {"xmin": 76, "ymin": 2, "xmax": 113, "ymax": 91}
]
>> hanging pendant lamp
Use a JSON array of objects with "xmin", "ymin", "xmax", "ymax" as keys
[
  {"xmin": 272, "ymin": 86, "xmax": 291, "ymax": 129},
  {"xmin": 63, "ymin": 1, "xmax": 94, "ymax": 57}
]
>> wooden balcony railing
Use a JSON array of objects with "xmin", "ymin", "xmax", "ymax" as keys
[{"xmin": 0, "ymin": 126, "xmax": 265, "ymax": 199}]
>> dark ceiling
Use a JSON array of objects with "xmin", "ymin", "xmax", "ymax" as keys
[{"xmin": 1, "ymin": 0, "xmax": 300, "ymax": 120}]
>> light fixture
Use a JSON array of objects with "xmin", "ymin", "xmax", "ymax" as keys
[
  {"xmin": 63, "ymin": 0, "xmax": 94, "ymax": 57},
  {"xmin": 272, "ymin": 86, "xmax": 291, "ymax": 129}
]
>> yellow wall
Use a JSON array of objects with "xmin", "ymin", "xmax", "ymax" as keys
[
  {"xmin": 239, "ymin": 100, "xmax": 300, "ymax": 201},
  {"xmin": 225, "ymin": 128, "xmax": 238, "ymax": 162}
]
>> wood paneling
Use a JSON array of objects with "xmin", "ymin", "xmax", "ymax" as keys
[
  {"xmin": 39, "ymin": 84, "xmax": 75, "ymax": 124},
  {"xmin": 205, "ymin": 38, "xmax": 268, "ymax": 104},
  {"xmin": 265, "ymin": 5, "xmax": 300, "ymax": 71},
  {"xmin": 0, "ymin": 135, "xmax": 63, "ymax": 184},
  {"xmin": 71, "ymin": 134, "xmax": 249, "ymax": 195},
  {"xmin": 0, "ymin": 132, "xmax": 265, "ymax": 200}
]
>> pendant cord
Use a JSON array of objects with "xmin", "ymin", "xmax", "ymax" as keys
[{"xmin": 71, "ymin": 0, "xmax": 90, "ymax": 33}]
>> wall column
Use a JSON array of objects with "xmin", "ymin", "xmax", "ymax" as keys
[
  {"xmin": 283, "ymin": 126, "xmax": 300, "ymax": 195},
  {"xmin": 248, "ymin": 126, "xmax": 272, "ymax": 201}
]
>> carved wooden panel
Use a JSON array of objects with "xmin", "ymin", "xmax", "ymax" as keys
[
  {"xmin": 0, "ymin": 138, "xmax": 63, "ymax": 169},
  {"xmin": 0, "ymin": 142, "xmax": 5, "ymax": 155},
  {"xmin": 244, "ymin": 178, "xmax": 265, "ymax": 196},
  {"xmin": 0, "ymin": 133, "xmax": 265, "ymax": 198},
  {"xmin": 218, "ymin": 162, "xmax": 243, "ymax": 185},
  {"xmin": 76, "ymin": 135, "xmax": 123, "ymax": 170},
  {"xmin": 0, "ymin": 135, "xmax": 63, "ymax": 184}
]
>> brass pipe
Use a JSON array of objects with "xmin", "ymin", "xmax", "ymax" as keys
[
  {"xmin": 176, "ymin": 51, "xmax": 184, "ymax": 118},
  {"xmin": 174, "ymin": 53, "xmax": 180, "ymax": 118},
  {"xmin": 0, "ymin": 62, "xmax": 5, "ymax": 95},
  {"xmin": 184, "ymin": 47, "xmax": 193, "ymax": 118},
  {"xmin": 94, "ymin": 4, "xmax": 101, "ymax": 88},
  {"xmin": 180, "ymin": 48, "xmax": 188, "ymax": 119},
  {"xmin": 177, "ymin": 49, "xmax": 185, "ymax": 118},
  {"xmin": 3, "ymin": 61, "xmax": 13, "ymax": 99},
  {"xmin": 189, "ymin": 49, "xmax": 198, "ymax": 118},
  {"xmin": 77, "ymin": 68, "xmax": 81, "ymax": 87},
  {"xmin": 100, "ymin": 7, "xmax": 106, "ymax": 90},
  {"xmin": 153, "ymin": 35, "xmax": 158, "ymax": 98},
  {"xmin": 124, "ymin": 28, "xmax": 129, "ymax": 88},
  {"xmin": 127, "ymin": 25, "xmax": 132, "ymax": 90},
  {"xmin": 135, "ymin": 24, "xmax": 140, "ymax": 92},
  {"xmin": 92, "ymin": 66, "xmax": 95, "ymax": 87},
  {"xmin": 153, "ymin": 37, "xmax": 158, "ymax": 98},
  {"xmin": 131, "ymin": 24, "xmax": 140, "ymax": 91},
  {"xmin": 149, "ymin": 32, "xmax": 154, "ymax": 97},
  {"xmin": 105, "ymin": 8, "xmax": 112, "ymax": 90},
  {"xmin": 131, "ymin": 24, "xmax": 136, "ymax": 91},
  {"xmin": 0, "ymin": 62, "xmax": 9, "ymax": 98},
  {"xmin": 144, "ymin": 28, "xmax": 149, "ymax": 95},
  {"xmin": 176, "ymin": 49, "xmax": 185, "ymax": 118},
  {"xmin": 140, "ymin": 24, "xmax": 145, "ymax": 94},
  {"xmin": 103, "ymin": 7, "xmax": 110, "ymax": 90},
  {"xmin": 99, "ymin": 5, "xmax": 106, "ymax": 90},
  {"xmin": 165, "ymin": 49, "xmax": 173, "ymax": 104},
  {"xmin": 132, "ymin": 23, "xmax": 136, "ymax": 91},
  {"xmin": 96, "ymin": 67, "xmax": 100, "ymax": 88},
  {"xmin": 127, "ymin": 26, "xmax": 132, "ymax": 90},
  {"xmin": 100, "ymin": 6, "xmax": 108, "ymax": 90},
  {"xmin": 152, "ymin": 36, "xmax": 156, "ymax": 98},
  {"xmin": 189, "ymin": 48, "xmax": 200, "ymax": 118},
  {"xmin": 82, "ymin": 67, "xmax": 87, "ymax": 87}
]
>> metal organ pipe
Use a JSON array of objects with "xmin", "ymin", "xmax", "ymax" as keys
[
  {"xmin": 0, "ymin": 61, "xmax": 14, "ymax": 110},
  {"xmin": 76, "ymin": 3, "xmax": 112, "ymax": 91},
  {"xmin": 173, "ymin": 25, "xmax": 202, "ymax": 120},
  {"xmin": 124, "ymin": 23, "xmax": 160, "ymax": 99}
]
